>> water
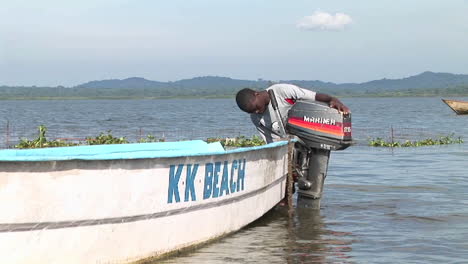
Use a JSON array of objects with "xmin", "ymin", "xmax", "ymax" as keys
[
  {"xmin": 0, "ymin": 99, "xmax": 254, "ymax": 145},
  {"xmin": 1, "ymin": 97, "xmax": 468, "ymax": 263}
]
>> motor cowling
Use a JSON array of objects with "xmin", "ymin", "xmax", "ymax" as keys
[{"xmin": 286, "ymin": 100, "xmax": 353, "ymax": 150}]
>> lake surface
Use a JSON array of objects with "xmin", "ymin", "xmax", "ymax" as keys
[{"xmin": 1, "ymin": 97, "xmax": 468, "ymax": 263}]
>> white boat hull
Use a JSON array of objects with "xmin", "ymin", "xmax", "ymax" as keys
[{"xmin": 0, "ymin": 141, "xmax": 290, "ymax": 263}]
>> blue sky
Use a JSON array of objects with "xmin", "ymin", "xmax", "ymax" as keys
[{"xmin": 1, "ymin": 0, "xmax": 468, "ymax": 86}]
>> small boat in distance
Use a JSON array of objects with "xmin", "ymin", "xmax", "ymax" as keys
[{"xmin": 442, "ymin": 99, "xmax": 468, "ymax": 115}]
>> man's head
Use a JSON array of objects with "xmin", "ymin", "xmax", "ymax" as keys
[{"xmin": 236, "ymin": 88, "xmax": 269, "ymax": 114}]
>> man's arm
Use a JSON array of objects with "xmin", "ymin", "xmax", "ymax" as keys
[
  {"xmin": 250, "ymin": 114, "xmax": 275, "ymax": 143},
  {"xmin": 271, "ymin": 84, "xmax": 317, "ymax": 102},
  {"xmin": 315, "ymin": 93, "xmax": 350, "ymax": 114}
]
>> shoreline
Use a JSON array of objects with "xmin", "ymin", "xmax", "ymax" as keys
[{"xmin": 0, "ymin": 94, "xmax": 468, "ymax": 100}]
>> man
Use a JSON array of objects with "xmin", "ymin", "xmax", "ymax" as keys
[{"xmin": 236, "ymin": 83, "xmax": 349, "ymax": 143}]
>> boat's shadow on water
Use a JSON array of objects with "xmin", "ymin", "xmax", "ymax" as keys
[{"xmin": 160, "ymin": 201, "xmax": 356, "ymax": 264}]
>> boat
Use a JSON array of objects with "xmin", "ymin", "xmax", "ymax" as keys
[
  {"xmin": 442, "ymin": 99, "xmax": 468, "ymax": 115},
  {"xmin": 0, "ymin": 140, "xmax": 292, "ymax": 264}
]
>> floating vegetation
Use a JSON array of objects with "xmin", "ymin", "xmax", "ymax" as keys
[
  {"xmin": 368, "ymin": 134, "xmax": 463, "ymax": 147},
  {"xmin": 138, "ymin": 134, "xmax": 166, "ymax": 143},
  {"xmin": 13, "ymin": 126, "xmax": 263, "ymax": 149},
  {"xmin": 86, "ymin": 131, "xmax": 129, "ymax": 145},
  {"xmin": 14, "ymin": 126, "xmax": 165, "ymax": 149},
  {"xmin": 206, "ymin": 135, "xmax": 265, "ymax": 147},
  {"xmin": 15, "ymin": 125, "xmax": 78, "ymax": 149}
]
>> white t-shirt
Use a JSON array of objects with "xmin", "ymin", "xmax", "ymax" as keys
[{"xmin": 250, "ymin": 84, "xmax": 316, "ymax": 143}]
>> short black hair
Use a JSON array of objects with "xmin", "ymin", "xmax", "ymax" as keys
[{"xmin": 236, "ymin": 88, "xmax": 256, "ymax": 113}]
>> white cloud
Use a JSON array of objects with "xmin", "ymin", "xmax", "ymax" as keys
[{"xmin": 297, "ymin": 11, "xmax": 352, "ymax": 31}]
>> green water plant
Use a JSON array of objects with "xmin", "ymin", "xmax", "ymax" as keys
[
  {"xmin": 15, "ymin": 125, "xmax": 78, "ymax": 149},
  {"xmin": 86, "ymin": 131, "xmax": 129, "ymax": 145},
  {"xmin": 13, "ymin": 126, "xmax": 265, "ymax": 149},
  {"xmin": 207, "ymin": 135, "xmax": 266, "ymax": 147},
  {"xmin": 138, "ymin": 134, "xmax": 166, "ymax": 143},
  {"xmin": 368, "ymin": 134, "xmax": 463, "ymax": 147}
]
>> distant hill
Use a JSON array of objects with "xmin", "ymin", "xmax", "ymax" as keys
[
  {"xmin": 76, "ymin": 76, "xmax": 270, "ymax": 90},
  {"xmin": 76, "ymin": 77, "xmax": 166, "ymax": 89},
  {"xmin": 2, "ymin": 71, "xmax": 468, "ymax": 99},
  {"xmin": 75, "ymin": 71, "xmax": 468, "ymax": 94},
  {"xmin": 284, "ymin": 71, "xmax": 468, "ymax": 93}
]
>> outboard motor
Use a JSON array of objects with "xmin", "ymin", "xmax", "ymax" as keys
[{"xmin": 286, "ymin": 101, "xmax": 352, "ymax": 207}]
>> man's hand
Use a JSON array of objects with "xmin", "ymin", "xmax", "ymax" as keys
[
  {"xmin": 329, "ymin": 97, "xmax": 350, "ymax": 114},
  {"xmin": 315, "ymin": 93, "xmax": 351, "ymax": 114}
]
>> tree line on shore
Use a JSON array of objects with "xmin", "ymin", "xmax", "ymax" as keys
[
  {"xmin": 1, "ymin": 84, "xmax": 468, "ymax": 99},
  {"xmin": 2, "ymin": 72, "xmax": 468, "ymax": 99}
]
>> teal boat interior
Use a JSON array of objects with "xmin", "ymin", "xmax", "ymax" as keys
[{"xmin": 0, "ymin": 140, "xmax": 289, "ymax": 162}]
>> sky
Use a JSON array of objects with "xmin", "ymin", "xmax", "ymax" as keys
[{"xmin": 1, "ymin": 0, "xmax": 468, "ymax": 86}]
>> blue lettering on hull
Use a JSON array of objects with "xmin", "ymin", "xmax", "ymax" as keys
[{"xmin": 167, "ymin": 159, "xmax": 247, "ymax": 204}]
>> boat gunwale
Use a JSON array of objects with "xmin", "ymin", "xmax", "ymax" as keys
[{"xmin": 0, "ymin": 140, "xmax": 293, "ymax": 162}]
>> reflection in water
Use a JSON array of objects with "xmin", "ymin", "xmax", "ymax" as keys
[
  {"xmin": 160, "ymin": 204, "xmax": 355, "ymax": 264},
  {"xmin": 286, "ymin": 203, "xmax": 354, "ymax": 264}
]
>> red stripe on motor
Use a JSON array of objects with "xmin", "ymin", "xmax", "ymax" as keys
[{"xmin": 288, "ymin": 116, "xmax": 349, "ymax": 136}]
